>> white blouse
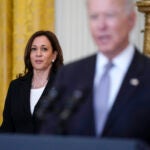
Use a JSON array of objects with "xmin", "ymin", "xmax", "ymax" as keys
[{"xmin": 30, "ymin": 87, "xmax": 45, "ymax": 114}]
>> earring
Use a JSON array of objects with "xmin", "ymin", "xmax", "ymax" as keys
[{"xmin": 52, "ymin": 59, "xmax": 55, "ymax": 63}]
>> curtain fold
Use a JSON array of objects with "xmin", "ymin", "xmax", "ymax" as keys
[
  {"xmin": 0, "ymin": 0, "xmax": 54, "ymax": 124},
  {"xmin": 0, "ymin": 0, "xmax": 13, "ymax": 124}
]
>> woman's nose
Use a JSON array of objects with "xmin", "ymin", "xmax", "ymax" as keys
[{"xmin": 36, "ymin": 49, "xmax": 42, "ymax": 56}]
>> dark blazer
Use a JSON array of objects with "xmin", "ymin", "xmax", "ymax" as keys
[
  {"xmin": 0, "ymin": 71, "xmax": 56, "ymax": 134},
  {"xmin": 41, "ymin": 49, "xmax": 150, "ymax": 145}
]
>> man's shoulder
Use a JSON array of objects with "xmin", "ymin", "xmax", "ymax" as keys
[
  {"xmin": 54, "ymin": 54, "xmax": 97, "ymax": 83},
  {"xmin": 138, "ymin": 51, "xmax": 150, "ymax": 66},
  {"xmin": 134, "ymin": 50, "xmax": 150, "ymax": 77},
  {"xmin": 63, "ymin": 54, "xmax": 96, "ymax": 70}
]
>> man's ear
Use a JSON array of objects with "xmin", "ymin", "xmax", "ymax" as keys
[{"xmin": 128, "ymin": 11, "xmax": 136, "ymax": 30}]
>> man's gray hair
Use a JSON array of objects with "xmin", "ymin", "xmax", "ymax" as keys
[
  {"xmin": 124, "ymin": 0, "xmax": 135, "ymax": 14},
  {"xmin": 86, "ymin": 0, "xmax": 135, "ymax": 13}
]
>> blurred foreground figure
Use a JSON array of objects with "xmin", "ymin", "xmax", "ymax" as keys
[{"xmin": 41, "ymin": 0, "xmax": 150, "ymax": 145}]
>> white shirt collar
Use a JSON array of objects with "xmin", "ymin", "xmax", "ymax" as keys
[
  {"xmin": 96, "ymin": 43, "xmax": 134, "ymax": 70},
  {"xmin": 113, "ymin": 43, "xmax": 135, "ymax": 72},
  {"xmin": 95, "ymin": 43, "xmax": 135, "ymax": 84}
]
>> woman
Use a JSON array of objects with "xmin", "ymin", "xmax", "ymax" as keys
[{"xmin": 0, "ymin": 30, "xmax": 63, "ymax": 134}]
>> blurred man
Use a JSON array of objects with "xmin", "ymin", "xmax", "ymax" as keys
[{"xmin": 41, "ymin": 0, "xmax": 150, "ymax": 145}]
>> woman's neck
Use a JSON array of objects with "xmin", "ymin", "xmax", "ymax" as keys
[{"xmin": 32, "ymin": 69, "xmax": 50, "ymax": 89}]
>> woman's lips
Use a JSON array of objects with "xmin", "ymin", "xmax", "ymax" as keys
[{"xmin": 35, "ymin": 60, "xmax": 43, "ymax": 64}]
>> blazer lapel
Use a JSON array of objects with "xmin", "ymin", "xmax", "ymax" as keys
[
  {"xmin": 102, "ymin": 49, "xmax": 145, "ymax": 136},
  {"xmin": 33, "ymin": 71, "xmax": 56, "ymax": 116},
  {"xmin": 21, "ymin": 73, "xmax": 33, "ymax": 119}
]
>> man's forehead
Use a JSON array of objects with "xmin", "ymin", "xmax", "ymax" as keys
[
  {"xmin": 87, "ymin": 0, "xmax": 126, "ymax": 6},
  {"xmin": 87, "ymin": 0, "xmax": 128, "ymax": 11}
]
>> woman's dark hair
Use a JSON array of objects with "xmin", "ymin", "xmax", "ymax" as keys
[{"xmin": 23, "ymin": 30, "xmax": 63, "ymax": 75}]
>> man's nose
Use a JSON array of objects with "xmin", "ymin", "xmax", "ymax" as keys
[{"xmin": 97, "ymin": 16, "xmax": 107, "ymax": 30}]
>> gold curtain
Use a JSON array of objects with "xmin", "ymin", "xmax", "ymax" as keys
[{"xmin": 0, "ymin": 0, "xmax": 54, "ymax": 124}]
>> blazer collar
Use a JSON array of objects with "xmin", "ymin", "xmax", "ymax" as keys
[
  {"xmin": 19, "ymin": 73, "xmax": 33, "ymax": 119},
  {"xmin": 20, "ymin": 72, "xmax": 56, "ymax": 118},
  {"xmin": 32, "ymin": 71, "xmax": 56, "ymax": 117}
]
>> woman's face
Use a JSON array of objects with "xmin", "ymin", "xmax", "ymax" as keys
[{"xmin": 30, "ymin": 35, "xmax": 57, "ymax": 72}]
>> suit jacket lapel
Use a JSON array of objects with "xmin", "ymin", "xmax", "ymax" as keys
[
  {"xmin": 67, "ymin": 54, "xmax": 97, "ymax": 136},
  {"xmin": 84, "ymin": 55, "xmax": 97, "ymax": 135},
  {"xmin": 102, "ymin": 49, "xmax": 145, "ymax": 136}
]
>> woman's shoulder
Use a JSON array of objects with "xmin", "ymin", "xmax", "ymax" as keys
[{"xmin": 10, "ymin": 73, "xmax": 32, "ymax": 86}]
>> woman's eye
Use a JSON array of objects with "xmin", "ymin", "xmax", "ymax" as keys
[
  {"xmin": 41, "ymin": 47, "xmax": 47, "ymax": 51},
  {"xmin": 31, "ymin": 48, "xmax": 36, "ymax": 51}
]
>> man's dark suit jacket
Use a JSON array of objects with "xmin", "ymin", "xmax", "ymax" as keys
[
  {"xmin": 0, "ymin": 72, "xmax": 56, "ymax": 134},
  {"xmin": 41, "ymin": 49, "xmax": 150, "ymax": 145}
]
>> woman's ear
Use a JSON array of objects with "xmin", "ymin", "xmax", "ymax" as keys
[{"xmin": 52, "ymin": 51, "xmax": 58, "ymax": 62}]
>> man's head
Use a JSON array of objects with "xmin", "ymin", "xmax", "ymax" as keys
[{"xmin": 87, "ymin": 0, "xmax": 136, "ymax": 59}]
